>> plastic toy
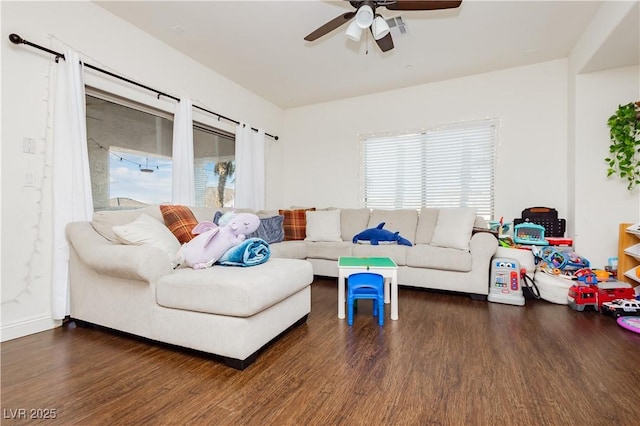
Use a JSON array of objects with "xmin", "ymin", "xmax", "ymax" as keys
[
  {"xmin": 574, "ymin": 268, "xmax": 598, "ymax": 284},
  {"xmin": 533, "ymin": 246, "xmax": 590, "ymax": 273},
  {"xmin": 605, "ymin": 257, "xmax": 618, "ymax": 279},
  {"xmin": 601, "ymin": 299, "xmax": 640, "ymax": 318},
  {"xmin": 514, "ymin": 223, "xmax": 548, "ymax": 245},
  {"xmin": 488, "ymin": 258, "xmax": 524, "ymax": 306},
  {"xmin": 567, "ymin": 281, "xmax": 635, "ymax": 312},
  {"xmin": 488, "ymin": 217, "xmax": 511, "ymax": 235},
  {"xmin": 545, "ymin": 237, "xmax": 573, "ymax": 246},
  {"xmin": 352, "ymin": 222, "xmax": 413, "ymax": 246},
  {"xmin": 178, "ymin": 212, "xmax": 260, "ymax": 269},
  {"xmin": 498, "ymin": 235, "xmax": 516, "ymax": 248},
  {"xmin": 513, "ymin": 207, "xmax": 566, "ymax": 238},
  {"xmin": 593, "ymin": 269, "xmax": 611, "ymax": 282},
  {"xmin": 617, "ymin": 316, "xmax": 640, "ymax": 334}
]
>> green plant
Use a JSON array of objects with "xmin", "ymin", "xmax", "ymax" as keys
[{"xmin": 606, "ymin": 102, "xmax": 640, "ymax": 190}]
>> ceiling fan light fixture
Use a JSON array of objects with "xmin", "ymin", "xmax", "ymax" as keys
[
  {"xmin": 345, "ymin": 20, "xmax": 363, "ymax": 41},
  {"xmin": 371, "ymin": 15, "xmax": 390, "ymax": 40},
  {"xmin": 355, "ymin": 5, "xmax": 374, "ymax": 29}
]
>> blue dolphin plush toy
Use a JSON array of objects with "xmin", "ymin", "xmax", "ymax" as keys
[{"xmin": 352, "ymin": 222, "xmax": 413, "ymax": 246}]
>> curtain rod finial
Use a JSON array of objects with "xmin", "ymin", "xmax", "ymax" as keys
[{"xmin": 9, "ymin": 33, "xmax": 23, "ymax": 44}]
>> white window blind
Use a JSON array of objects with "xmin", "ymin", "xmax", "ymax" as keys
[{"xmin": 360, "ymin": 120, "xmax": 497, "ymax": 219}]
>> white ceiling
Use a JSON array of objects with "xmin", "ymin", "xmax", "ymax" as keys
[{"xmin": 95, "ymin": 1, "xmax": 637, "ymax": 109}]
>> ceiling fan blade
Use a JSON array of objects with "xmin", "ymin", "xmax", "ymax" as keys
[
  {"xmin": 373, "ymin": 31, "xmax": 394, "ymax": 52},
  {"xmin": 304, "ymin": 12, "xmax": 356, "ymax": 41},
  {"xmin": 384, "ymin": 1, "xmax": 462, "ymax": 11}
]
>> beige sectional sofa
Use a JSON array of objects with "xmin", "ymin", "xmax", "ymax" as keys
[
  {"xmin": 270, "ymin": 207, "xmax": 498, "ymax": 299},
  {"xmin": 65, "ymin": 204, "xmax": 497, "ymax": 369}
]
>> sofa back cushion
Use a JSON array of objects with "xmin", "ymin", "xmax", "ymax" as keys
[
  {"xmin": 340, "ymin": 208, "xmax": 371, "ymax": 241},
  {"xmin": 367, "ymin": 209, "xmax": 419, "ymax": 244},
  {"xmin": 91, "ymin": 205, "xmax": 162, "ymax": 242},
  {"xmin": 430, "ymin": 207, "xmax": 477, "ymax": 251},
  {"xmin": 415, "ymin": 208, "xmax": 440, "ymax": 244},
  {"xmin": 474, "ymin": 216, "xmax": 488, "ymax": 228},
  {"xmin": 112, "ymin": 213, "xmax": 181, "ymax": 265},
  {"xmin": 415, "ymin": 208, "xmax": 488, "ymax": 247},
  {"xmin": 305, "ymin": 210, "xmax": 342, "ymax": 242}
]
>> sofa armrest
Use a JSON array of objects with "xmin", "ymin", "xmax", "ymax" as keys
[
  {"xmin": 469, "ymin": 231, "xmax": 499, "ymax": 260},
  {"xmin": 66, "ymin": 222, "xmax": 173, "ymax": 283}
]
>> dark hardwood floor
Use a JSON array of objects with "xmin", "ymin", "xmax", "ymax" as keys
[{"xmin": 2, "ymin": 277, "xmax": 640, "ymax": 425}]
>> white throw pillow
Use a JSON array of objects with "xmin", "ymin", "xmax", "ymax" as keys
[
  {"xmin": 112, "ymin": 213, "xmax": 182, "ymax": 264},
  {"xmin": 305, "ymin": 209, "xmax": 342, "ymax": 242},
  {"xmin": 430, "ymin": 208, "xmax": 477, "ymax": 251}
]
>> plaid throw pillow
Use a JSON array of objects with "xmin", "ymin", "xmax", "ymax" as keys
[
  {"xmin": 279, "ymin": 208, "xmax": 315, "ymax": 241},
  {"xmin": 160, "ymin": 205, "xmax": 199, "ymax": 244}
]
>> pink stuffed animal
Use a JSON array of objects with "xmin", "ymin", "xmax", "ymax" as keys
[{"xmin": 178, "ymin": 212, "xmax": 260, "ymax": 269}]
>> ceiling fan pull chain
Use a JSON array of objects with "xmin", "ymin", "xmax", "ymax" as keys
[{"xmin": 365, "ymin": 29, "xmax": 369, "ymax": 55}]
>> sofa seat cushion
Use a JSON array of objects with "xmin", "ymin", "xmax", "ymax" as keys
[
  {"xmin": 269, "ymin": 241, "xmax": 308, "ymax": 259},
  {"xmin": 405, "ymin": 244, "xmax": 472, "ymax": 272},
  {"xmin": 306, "ymin": 241, "xmax": 354, "ymax": 261},
  {"xmin": 352, "ymin": 244, "xmax": 407, "ymax": 266},
  {"xmin": 157, "ymin": 259, "xmax": 312, "ymax": 317}
]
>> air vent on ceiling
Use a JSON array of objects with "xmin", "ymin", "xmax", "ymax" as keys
[{"xmin": 385, "ymin": 16, "xmax": 408, "ymax": 37}]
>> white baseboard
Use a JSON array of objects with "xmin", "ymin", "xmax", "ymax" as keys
[{"xmin": 0, "ymin": 315, "xmax": 62, "ymax": 342}]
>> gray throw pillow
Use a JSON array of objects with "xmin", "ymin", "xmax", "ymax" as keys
[{"xmin": 213, "ymin": 211, "xmax": 285, "ymax": 244}]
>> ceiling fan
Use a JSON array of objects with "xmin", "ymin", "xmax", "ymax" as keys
[{"xmin": 304, "ymin": 1, "xmax": 463, "ymax": 52}]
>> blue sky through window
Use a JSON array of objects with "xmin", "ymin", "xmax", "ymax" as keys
[{"xmin": 110, "ymin": 149, "xmax": 172, "ymax": 205}]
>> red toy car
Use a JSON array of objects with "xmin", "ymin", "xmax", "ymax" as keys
[{"xmin": 567, "ymin": 281, "xmax": 635, "ymax": 312}]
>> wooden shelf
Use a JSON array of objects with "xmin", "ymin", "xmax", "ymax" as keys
[
  {"xmin": 626, "ymin": 223, "xmax": 640, "ymax": 236},
  {"xmin": 624, "ymin": 266, "xmax": 640, "ymax": 285},
  {"xmin": 619, "ymin": 223, "xmax": 640, "ymax": 287},
  {"xmin": 624, "ymin": 243, "xmax": 640, "ymax": 261}
]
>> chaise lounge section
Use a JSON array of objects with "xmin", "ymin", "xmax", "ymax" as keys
[{"xmin": 66, "ymin": 208, "xmax": 313, "ymax": 370}]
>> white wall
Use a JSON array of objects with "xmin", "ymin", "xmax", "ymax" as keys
[
  {"xmin": 282, "ymin": 60, "xmax": 570, "ymax": 229},
  {"xmin": 282, "ymin": 58, "xmax": 638, "ymax": 269},
  {"xmin": 573, "ymin": 65, "xmax": 639, "ymax": 267},
  {"xmin": 1, "ymin": 1, "xmax": 283, "ymax": 340},
  {"xmin": 568, "ymin": 0, "xmax": 640, "ymax": 268}
]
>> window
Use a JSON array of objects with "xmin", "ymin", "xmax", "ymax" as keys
[
  {"xmin": 108, "ymin": 147, "xmax": 172, "ymax": 207},
  {"xmin": 193, "ymin": 125, "xmax": 235, "ymax": 208},
  {"xmin": 86, "ymin": 93, "xmax": 235, "ymax": 210},
  {"xmin": 86, "ymin": 95, "xmax": 173, "ymax": 210},
  {"xmin": 360, "ymin": 120, "xmax": 497, "ymax": 219}
]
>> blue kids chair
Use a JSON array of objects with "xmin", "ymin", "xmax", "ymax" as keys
[{"xmin": 347, "ymin": 272, "xmax": 385, "ymax": 326}]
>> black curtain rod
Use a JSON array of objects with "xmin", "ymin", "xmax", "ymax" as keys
[{"xmin": 9, "ymin": 33, "xmax": 279, "ymax": 140}]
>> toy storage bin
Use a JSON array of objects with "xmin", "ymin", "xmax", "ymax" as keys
[
  {"xmin": 514, "ymin": 223, "xmax": 548, "ymax": 245},
  {"xmin": 533, "ymin": 270, "xmax": 572, "ymax": 304}
]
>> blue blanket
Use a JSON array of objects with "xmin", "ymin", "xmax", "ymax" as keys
[{"xmin": 217, "ymin": 238, "xmax": 270, "ymax": 267}]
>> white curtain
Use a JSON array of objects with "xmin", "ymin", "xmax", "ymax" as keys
[
  {"xmin": 234, "ymin": 123, "xmax": 265, "ymax": 210},
  {"xmin": 52, "ymin": 49, "xmax": 94, "ymax": 319},
  {"xmin": 171, "ymin": 97, "xmax": 195, "ymax": 205}
]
